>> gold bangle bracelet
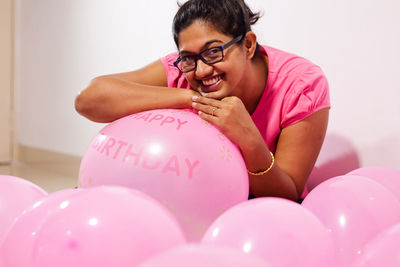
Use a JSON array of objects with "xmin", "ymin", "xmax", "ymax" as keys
[{"xmin": 247, "ymin": 152, "xmax": 275, "ymax": 176}]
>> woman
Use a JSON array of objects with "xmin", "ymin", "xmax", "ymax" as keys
[{"xmin": 75, "ymin": 0, "xmax": 330, "ymax": 202}]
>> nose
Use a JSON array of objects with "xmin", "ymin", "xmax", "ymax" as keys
[{"xmin": 194, "ymin": 58, "xmax": 213, "ymax": 78}]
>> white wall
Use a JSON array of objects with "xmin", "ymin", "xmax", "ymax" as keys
[{"xmin": 15, "ymin": 0, "xmax": 400, "ymax": 169}]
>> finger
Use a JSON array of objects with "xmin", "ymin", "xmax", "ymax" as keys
[
  {"xmin": 192, "ymin": 95, "xmax": 223, "ymax": 108},
  {"xmin": 200, "ymin": 91, "xmax": 222, "ymax": 99},
  {"xmin": 198, "ymin": 109, "xmax": 219, "ymax": 123},
  {"xmin": 192, "ymin": 102, "xmax": 219, "ymax": 116}
]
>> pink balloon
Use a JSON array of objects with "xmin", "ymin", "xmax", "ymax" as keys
[
  {"xmin": 0, "ymin": 175, "xmax": 47, "ymax": 244},
  {"xmin": 30, "ymin": 186, "xmax": 186, "ymax": 267},
  {"xmin": 0, "ymin": 189, "xmax": 81, "ymax": 267},
  {"xmin": 202, "ymin": 197, "xmax": 336, "ymax": 267},
  {"xmin": 302, "ymin": 175, "xmax": 400, "ymax": 267},
  {"xmin": 78, "ymin": 109, "xmax": 249, "ymax": 241},
  {"xmin": 351, "ymin": 222, "xmax": 400, "ymax": 267},
  {"xmin": 138, "ymin": 244, "xmax": 271, "ymax": 267},
  {"xmin": 307, "ymin": 134, "xmax": 360, "ymax": 191},
  {"xmin": 347, "ymin": 166, "xmax": 400, "ymax": 201}
]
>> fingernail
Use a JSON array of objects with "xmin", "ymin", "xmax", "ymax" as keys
[
  {"xmin": 192, "ymin": 95, "xmax": 199, "ymax": 101},
  {"xmin": 200, "ymin": 92, "xmax": 207, "ymax": 97}
]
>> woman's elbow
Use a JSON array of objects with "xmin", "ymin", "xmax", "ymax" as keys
[
  {"xmin": 74, "ymin": 82, "xmax": 104, "ymax": 122},
  {"xmin": 74, "ymin": 76, "xmax": 108, "ymax": 120},
  {"xmin": 74, "ymin": 87, "xmax": 93, "ymax": 116}
]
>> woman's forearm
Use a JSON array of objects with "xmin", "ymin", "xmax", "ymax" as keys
[
  {"xmin": 241, "ymin": 133, "xmax": 299, "ymax": 201},
  {"xmin": 75, "ymin": 76, "xmax": 197, "ymax": 123}
]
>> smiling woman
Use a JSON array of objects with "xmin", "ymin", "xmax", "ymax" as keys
[{"xmin": 75, "ymin": 0, "xmax": 330, "ymax": 202}]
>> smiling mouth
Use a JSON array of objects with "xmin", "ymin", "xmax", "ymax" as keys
[{"xmin": 200, "ymin": 74, "xmax": 224, "ymax": 91}]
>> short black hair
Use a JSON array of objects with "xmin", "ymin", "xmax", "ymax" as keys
[{"xmin": 173, "ymin": 0, "xmax": 262, "ymax": 56}]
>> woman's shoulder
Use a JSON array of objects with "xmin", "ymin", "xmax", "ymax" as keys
[
  {"xmin": 160, "ymin": 51, "xmax": 179, "ymax": 66},
  {"xmin": 257, "ymin": 46, "xmax": 330, "ymax": 129},
  {"xmin": 160, "ymin": 51, "xmax": 191, "ymax": 89},
  {"xmin": 262, "ymin": 45, "xmax": 324, "ymax": 78}
]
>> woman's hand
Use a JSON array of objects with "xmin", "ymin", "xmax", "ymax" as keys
[
  {"xmin": 191, "ymin": 94, "xmax": 330, "ymax": 201},
  {"xmin": 191, "ymin": 95, "xmax": 263, "ymax": 152}
]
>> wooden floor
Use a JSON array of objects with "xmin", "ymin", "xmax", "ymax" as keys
[{"xmin": 0, "ymin": 147, "xmax": 80, "ymax": 193}]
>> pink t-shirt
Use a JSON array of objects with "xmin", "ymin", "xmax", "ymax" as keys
[{"xmin": 160, "ymin": 45, "xmax": 330, "ymax": 154}]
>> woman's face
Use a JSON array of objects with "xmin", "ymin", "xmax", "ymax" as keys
[{"xmin": 177, "ymin": 20, "xmax": 249, "ymax": 99}]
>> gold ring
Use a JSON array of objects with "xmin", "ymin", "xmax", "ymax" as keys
[{"xmin": 211, "ymin": 107, "xmax": 217, "ymax": 116}]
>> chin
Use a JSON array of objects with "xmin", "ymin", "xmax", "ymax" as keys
[{"xmin": 209, "ymin": 91, "xmax": 228, "ymax": 100}]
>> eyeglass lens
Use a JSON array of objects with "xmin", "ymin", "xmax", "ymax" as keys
[
  {"xmin": 175, "ymin": 35, "xmax": 243, "ymax": 73},
  {"xmin": 178, "ymin": 47, "xmax": 223, "ymax": 72}
]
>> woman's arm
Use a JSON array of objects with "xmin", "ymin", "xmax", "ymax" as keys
[
  {"xmin": 192, "ymin": 95, "xmax": 329, "ymax": 201},
  {"xmin": 75, "ymin": 60, "xmax": 197, "ymax": 123},
  {"xmin": 246, "ymin": 108, "xmax": 329, "ymax": 200}
]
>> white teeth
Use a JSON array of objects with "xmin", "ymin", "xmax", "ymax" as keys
[{"xmin": 203, "ymin": 76, "xmax": 221, "ymax": 86}]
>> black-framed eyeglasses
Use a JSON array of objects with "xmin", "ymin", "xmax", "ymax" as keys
[{"xmin": 173, "ymin": 35, "xmax": 243, "ymax": 73}]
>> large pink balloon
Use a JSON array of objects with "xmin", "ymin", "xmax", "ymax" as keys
[
  {"xmin": 202, "ymin": 197, "xmax": 336, "ymax": 267},
  {"xmin": 351, "ymin": 222, "xmax": 400, "ymax": 267},
  {"xmin": 302, "ymin": 175, "xmax": 400, "ymax": 267},
  {"xmin": 0, "ymin": 189, "xmax": 80, "ymax": 267},
  {"xmin": 78, "ymin": 109, "xmax": 249, "ymax": 241},
  {"xmin": 347, "ymin": 166, "xmax": 400, "ymax": 201},
  {"xmin": 0, "ymin": 175, "xmax": 47, "ymax": 244},
  {"xmin": 30, "ymin": 186, "xmax": 186, "ymax": 267},
  {"xmin": 138, "ymin": 244, "xmax": 270, "ymax": 267}
]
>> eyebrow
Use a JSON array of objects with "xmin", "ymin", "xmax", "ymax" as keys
[{"xmin": 179, "ymin": 39, "xmax": 224, "ymax": 54}]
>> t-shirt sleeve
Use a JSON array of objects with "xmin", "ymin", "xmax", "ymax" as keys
[
  {"xmin": 160, "ymin": 52, "xmax": 191, "ymax": 89},
  {"xmin": 281, "ymin": 65, "xmax": 330, "ymax": 128}
]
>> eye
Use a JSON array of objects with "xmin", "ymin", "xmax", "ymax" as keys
[
  {"xmin": 181, "ymin": 56, "xmax": 195, "ymax": 65},
  {"xmin": 203, "ymin": 47, "xmax": 222, "ymax": 60},
  {"xmin": 204, "ymin": 47, "xmax": 220, "ymax": 56}
]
